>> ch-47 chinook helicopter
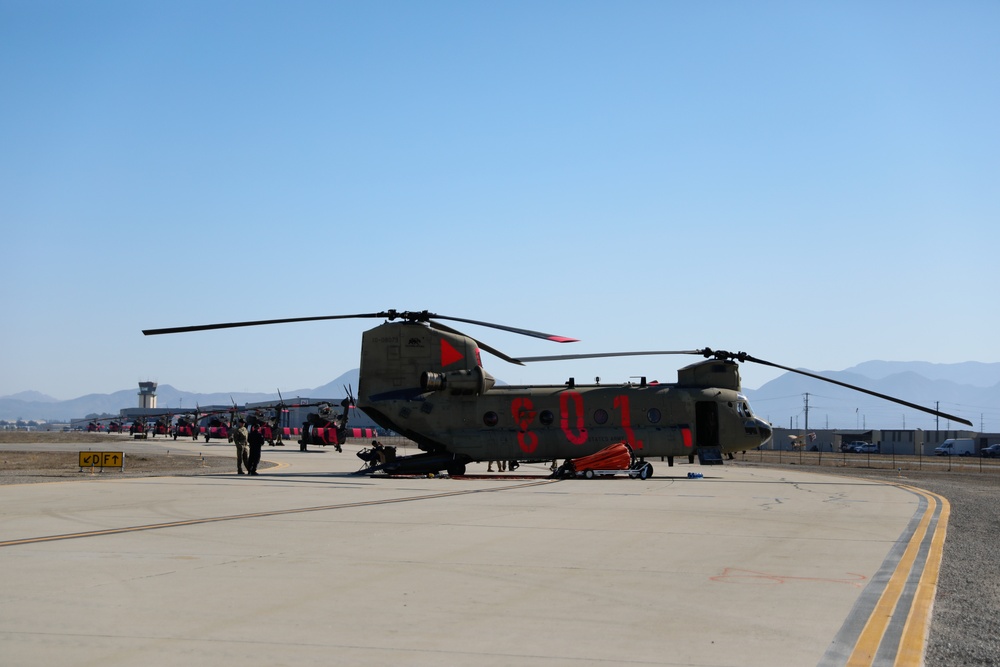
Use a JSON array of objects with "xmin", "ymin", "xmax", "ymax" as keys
[{"xmin": 143, "ymin": 310, "xmax": 972, "ymax": 477}]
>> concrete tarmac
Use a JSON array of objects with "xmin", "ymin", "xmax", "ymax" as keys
[{"xmin": 0, "ymin": 439, "xmax": 945, "ymax": 666}]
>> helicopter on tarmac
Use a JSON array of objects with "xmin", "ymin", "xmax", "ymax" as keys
[
  {"xmin": 72, "ymin": 416, "xmax": 123, "ymax": 433},
  {"xmin": 173, "ymin": 410, "xmax": 203, "ymax": 440},
  {"xmin": 143, "ymin": 310, "xmax": 973, "ymax": 477},
  {"xmin": 240, "ymin": 392, "xmax": 331, "ymax": 448},
  {"xmin": 298, "ymin": 391, "xmax": 354, "ymax": 452},
  {"xmin": 104, "ymin": 418, "xmax": 126, "ymax": 434}
]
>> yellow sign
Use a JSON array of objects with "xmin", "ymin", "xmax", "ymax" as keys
[{"xmin": 79, "ymin": 451, "xmax": 125, "ymax": 469}]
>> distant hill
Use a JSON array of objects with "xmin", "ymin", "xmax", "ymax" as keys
[
  {"xmin": 742, "ymin": 361, "xmax": 1000, "ymax": 432},
  {"xmin": 843, "ymin": 361, "xmax": 1000, "ymax": 388},
  {"xmin": 0, "ymin": 370, "xmax": 362, "ymax": 422},
  {"xmin": 4, "ymin": 390, "xmax": 59, "ymax": 403}
]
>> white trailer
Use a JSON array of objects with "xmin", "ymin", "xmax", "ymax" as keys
[{"xmin": 933, "ymin": 438, "xmax": 975, "ymax": 456}]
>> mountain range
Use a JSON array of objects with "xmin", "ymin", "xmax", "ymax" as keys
[
  {"xmin": 3, "ymin": 362, "xmax": 998, "ymax": 432},
  {"xmin": 0, "ymin": 370, "xmax": 362, "ymax": 422},
  {"xmin": 742, "ymin": 361, "xmax": 1000, "ymax": 432}
]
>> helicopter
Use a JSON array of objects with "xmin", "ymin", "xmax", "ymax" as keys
[
  {"xmin": 201, "ymin": 411, "xmax": 235, "ymax": 443},
  {"xmin": 787, "ymin": 432, "xmax": 817, "ymax": 450},
  {"xmin": 143, "ymin": 309, "xmax": 973, "ymax": 477},
  {"xmin": 104, "ymin": 418, "xmax": 126, "ymax": 434},
  {"xmin": 298, "ymin": 390, "xmax": 356, "ymax": 452},
  {"xmin": 72, "ymin": 416, "xmax": 123, "ymax": 433},
  {"xmin": 173, "ymin": 411, "xmax": 202, "ymax": 440},
  {"xmin": 240, "ymin": 393, "xmax": 331, "ymax": 448}
]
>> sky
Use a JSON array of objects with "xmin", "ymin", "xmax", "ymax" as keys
[{"xmin": 2, "ymin": 1, "xmax": 998, "ymax": 404}]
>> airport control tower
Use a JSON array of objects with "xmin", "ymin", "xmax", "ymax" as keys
[{"xmin": 138, "ymin": 382, "xmax": 158, "ymax": 409}]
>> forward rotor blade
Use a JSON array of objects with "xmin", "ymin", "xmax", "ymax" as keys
[
  {"xmin": 515, "ymin": 350, "xmax": 705, "ymax": 363},
  {"xmin": 741, "ymin": 353, "xmax": 973, "ymax": 427},
  {"xmin": 142, "ymin": 312, "xmax": 387, "ymax": 336}
]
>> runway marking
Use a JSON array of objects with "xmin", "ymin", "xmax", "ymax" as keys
[
  {"xmin": 0, "ymin": 479, "xmax": 558, "ymax": 549},
  {"xmin": 889, "ymin": 484, "xmax": 949, "ymax": 667},
  {"xmin": 710, "ymin": 568, "xmax": 867, "ymax": 588},
  {"xmin": 819, "ymin": 482, "xmax": 949, "ymax": 667}
]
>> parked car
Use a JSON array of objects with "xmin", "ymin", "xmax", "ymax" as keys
[
  {"xmin": 842, "ymin": 441, "xmax": 869, "ymax": 452},
  {"xmin": 856, "ymin": 443, "xmax": 878, "ymax": 453},
  {"xmin": 981, "ymin": 444, "xmax": 1000, "ymax": 458}
]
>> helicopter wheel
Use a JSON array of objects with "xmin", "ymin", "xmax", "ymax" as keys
[
  {"xmin": 583, "ymin": 469, "xmax": 595, "ymax": 479},
  {"xmin": 639, "ymin": 463, "xmax": 652, "ymax": 480},
  {"xmin": 446, "ymin": 462, "xmax": 466, "ymax": 477}
]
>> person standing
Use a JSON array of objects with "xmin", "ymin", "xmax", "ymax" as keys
[
  {"xmin": 232, "ymin": 419, "xmax": 250, "ymax": 475},
  {"xmin": 247, "ymin": 423, "xmax": 264, "ymax": 475}
]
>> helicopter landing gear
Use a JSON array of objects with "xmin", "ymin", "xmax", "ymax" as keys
[{"xmin": 446, "ymin": 461, "xmax": 466, "ymax": 477}]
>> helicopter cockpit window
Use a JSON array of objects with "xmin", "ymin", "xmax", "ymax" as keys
[{"xmin": 736, "ymin": 401, "xmax": 753, "ymax": 419}]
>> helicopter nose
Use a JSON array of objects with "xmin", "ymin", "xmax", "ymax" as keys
[{"xmin": 756, "ymin": 418, "xmax": 772, "ymax": 445}]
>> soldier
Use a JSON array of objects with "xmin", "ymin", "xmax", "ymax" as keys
[
  {"xmin": 247, "ymin": 423, "xmax": 264, "ymax": 475},
  {"xmin": 232, "ymin": 419, "xmax": 250, "ymax": 475}
]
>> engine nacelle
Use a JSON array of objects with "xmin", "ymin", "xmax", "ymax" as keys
[{"xmin": 420, "ymin": 367, "xmax": 495, "ymax": 395}]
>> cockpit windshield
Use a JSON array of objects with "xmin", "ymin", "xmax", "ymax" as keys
[{"xmin": 736, "ymin": 396, "xmax": 754, "ymax": 419}]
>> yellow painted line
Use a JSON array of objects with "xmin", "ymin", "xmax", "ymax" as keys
[
  {"xmin": 894, "ymin": 485, "xmax": 950, "ymax": 666},
  {"xmin": 845, "ymin": 483, "xmax": 945, "ymax": 666}
]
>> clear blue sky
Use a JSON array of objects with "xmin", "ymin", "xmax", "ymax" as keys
[{"xmin": 2, "ymin": 1, "xmax": 998, "ymax": 401}]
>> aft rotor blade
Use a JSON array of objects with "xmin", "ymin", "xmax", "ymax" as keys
[
  {"xmin": 430, "ymin": 321, "xmax": 525, "ymax": 366},
  {"xmin": 742, "ymin": 353, "xmax": 973, "ymax": 427},
  {"xmin": 142, "ymin": 312, "xmax": 386, "ymax": 336},
  {"xmin": 432, "ymin": 314, "xmax": 578, "ymax": 343},
  {"xmin": 515, "ymin": 350, "xmax": 705, "ymax": 363}
]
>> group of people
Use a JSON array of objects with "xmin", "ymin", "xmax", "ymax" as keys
[{"xmin": 230, "ymin": 419, "xmax": 264, "ymax": 475}]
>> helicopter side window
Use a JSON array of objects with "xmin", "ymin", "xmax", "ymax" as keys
[
  {"xmin": 647, "ymin": 408, "xmax": 661, "ymax": 424},
  {"xmin": 539, "ymin": 410, "xmax": 554, "ymax": 426},
  {"xmin": 483, "ymin": 411, "xmax": 498, "ymax": 427},
  {"xmin": 593, "ymin": 409, "xmax": 609, "ymax": 425}
]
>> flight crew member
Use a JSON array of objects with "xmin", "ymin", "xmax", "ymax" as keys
[
  {"xmin": 232, "ymin": 419, "xmax": 250, "ymax": 475},
  {"xmin": 247, "ymin": 424, "xmax": 264, "ymax": 475}
]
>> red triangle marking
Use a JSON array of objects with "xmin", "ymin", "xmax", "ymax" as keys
[{"xmin": 441, "ymin": 339, "xmax": 464, "ymax": 367}]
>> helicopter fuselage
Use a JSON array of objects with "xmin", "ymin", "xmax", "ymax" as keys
[
  {"xmin": 356, "ymin": 321, "xmax": 772, "ymax": 465},
  {"xmin": 362, "ymin": 382, "xmax": 772, "ymax": 463}
]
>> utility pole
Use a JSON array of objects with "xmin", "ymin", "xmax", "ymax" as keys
[{"xmin": 803, "ymin": 393, "xmax": 810, "ymax": 436}]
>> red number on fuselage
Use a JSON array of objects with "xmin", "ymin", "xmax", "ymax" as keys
[
  {"xmin": 511, "ymin": 397, "xmax": 538, "ymax": 454},
  {"xmin": 613, "ymin": 394, "xmax": 643, "ymax": 450},
  {"xmin": 559, "ymin": 391, "xmax": 588, "ymax": 445}
]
